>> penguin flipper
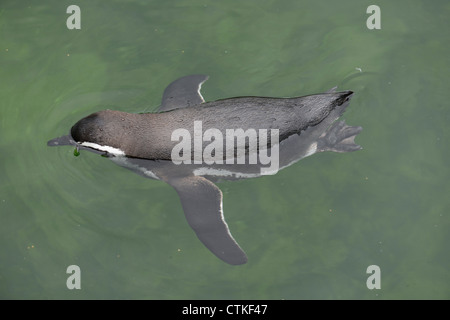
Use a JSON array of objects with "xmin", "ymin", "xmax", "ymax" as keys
[
  {"xmin": 166, "ymin": 175, "xmax": 248, "ymax": 265},
  {"xmin": 158, "ymin": 74, "xmax": 209, "ymax": 112}
]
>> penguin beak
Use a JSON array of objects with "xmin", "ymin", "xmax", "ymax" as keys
[
  {"xmin": 47, "ymin": 135, "xmax": 76, "ymax": 147},
  {"xmin": 48, "ymin": 134, "xmax": 83, "ymax": 156},
  {"xmin": 47, "ymin": 134, "xmax": 111, "ymax": 157}
]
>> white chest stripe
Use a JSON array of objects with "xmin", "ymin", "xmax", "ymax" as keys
[
  {"xmin": 111, "ymin": 156, "xmax": 160, "ymax": 180},
  {"xmin": 193, "ymin": 167, "xmax": 261, "ymax": 179},
  {"xmin": 80, "ymin": 142, "xmax": 125, "ymax": 156}
]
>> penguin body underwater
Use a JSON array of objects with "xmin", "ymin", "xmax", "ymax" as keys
[{"xmin": 48, "ymin": 74, "xmax": 362, "ymax": 265}]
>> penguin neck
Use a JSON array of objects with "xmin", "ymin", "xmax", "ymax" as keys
[{"xmin": 119, "ymin": 112, "xmax": 174, "ymax": 160}]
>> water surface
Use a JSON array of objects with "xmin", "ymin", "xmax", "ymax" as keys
[{"xmin": 0, "ymin": 0, "xmax": 448, "ymax": 299}]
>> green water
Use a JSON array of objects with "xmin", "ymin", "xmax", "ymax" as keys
[{"xmin": 1, "ymin": 0, "xmax": 449, "ymax": 299}]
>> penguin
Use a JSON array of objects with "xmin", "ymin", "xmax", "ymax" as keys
[{"xmin": 48, "ymin": 74, "xmax": 362, "ymax": 265}]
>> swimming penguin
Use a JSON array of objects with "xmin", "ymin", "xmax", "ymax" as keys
[{"xmin": 48, "ymin": 74, "xmax": 362, "ymax": 265}]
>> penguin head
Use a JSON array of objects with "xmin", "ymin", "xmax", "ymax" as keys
[
  {"xmin": 70, "ymin": 110, "xmax": 126, "ymax": 156},
  {"xmin": 71, "ymin": 111, "xmax": 106, "ymax": 144}
]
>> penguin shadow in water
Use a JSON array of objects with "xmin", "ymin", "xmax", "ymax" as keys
[{"xmin": 48, "ymin": 75, "xmax": 362, "ymax": 265}]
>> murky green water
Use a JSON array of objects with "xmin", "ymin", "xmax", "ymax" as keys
[{"xmin": 1, "ymin": 0, "xmax": 448, "ymax": 299}]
